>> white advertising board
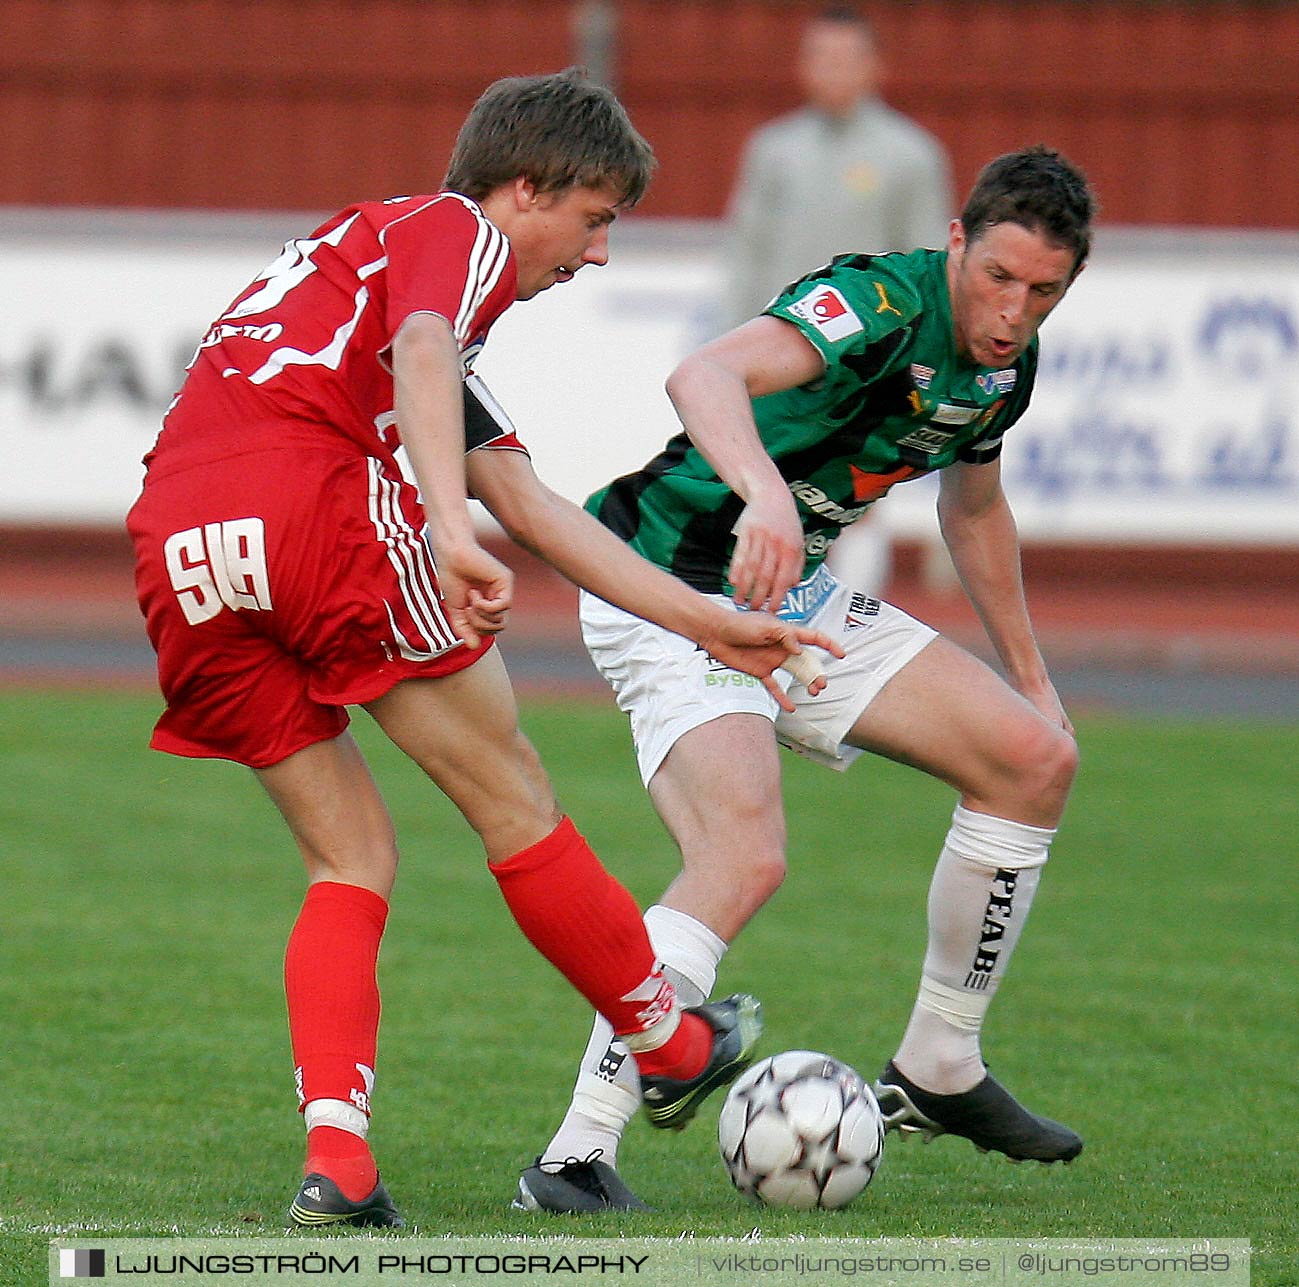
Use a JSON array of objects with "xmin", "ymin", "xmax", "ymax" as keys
[
  {"xmin": 478, "ymin": 230, "xmax": 1299, "ymax": 545},
  {"xmin": 0, "ymin": 213, "xmax": 294, "ymax": 525},
  {"xmin": 2, "ymin": 212, "xmax": 1296, "ymax": 543},
  {"xmin": 986, "ymin": 247, "xmax": 1299, "ymax": 543}
]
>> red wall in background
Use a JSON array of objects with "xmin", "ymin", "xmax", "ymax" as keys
[
  {"xmin": 1, "ymin": 0, "xmax": 574, "ymax": 210},
  {"xmin": 4, "ymin": 0, "xmax": 1298, "ymax": 226},
  {"xmin": 620, "ymin": 0, "xmax": 1299, "ymax": 228}
]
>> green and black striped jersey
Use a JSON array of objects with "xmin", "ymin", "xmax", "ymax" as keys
[{"xmin": 587, "ymin": 247, "xmax": 1037, "ymax": 595}]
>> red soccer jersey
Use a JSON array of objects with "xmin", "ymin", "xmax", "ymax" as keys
[{"xmin": 151, "ymin": 192, "xmax": 518, "ymax": 470}]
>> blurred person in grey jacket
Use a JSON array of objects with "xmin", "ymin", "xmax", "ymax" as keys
[
  {"xmin": 721, "ymin": 5, "xmax": 953, "ymax": 595},
  {"xmin": 723, "ymin": 5, "xmax": 952, "ymax": 327}
]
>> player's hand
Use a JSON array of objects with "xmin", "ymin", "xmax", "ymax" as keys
[
  {"xmin": 701, "ymin": 613, "xmax": 845, "ymax": 714},
  {"xmin": 436, "ymin": 540, "xmax": 513, "ymax": 649},
  {"xmin": 728, "ymin": 492, "xmax": 806, "ymax": 614},
  {"xmin": 1017, "ymin": 674, "xmax": 1074, "ymax": 737}
]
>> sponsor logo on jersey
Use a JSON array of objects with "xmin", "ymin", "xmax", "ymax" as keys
[
  {"xmin": 786, "ymin": 286, "xmax": 864, "ymax": 342},
  {"xmin": 976, "ymin": 368, "xmax": 1018, "ymax": 395},
  {"xmin": 700, "ymin": 650, "xmax": 762, "ymax": 689},
  {"xmin": 776, "ymin": 564, "xmax": 837, "ymax": 621},
  {"xmin": 873, "ymin": 281, "xmax": 903, "ymax": 317},
  {"xmin": 164, "ymin": 518, "xmax": 273, "ymax": 626},
  {"xmin": 897, "ymin": 425, "xmax": 957, "ymax": 455},
  {"xmin": 930, "ymin": 403, "xmax": 983, "ymax": 426},
  {"xmin": 198, "ymin": 321, "xmax": 284, "ymax": 349},
  {"xmin": 845, "ymin": 593, "xmax": 881, "ymax": 630},
  {"xmin": 789, "ymin": 479, "xmax": 870, "ymax": 526},
  {"xmin": 910, "ymin": 363, "xmax": 935, "ymax": 389}
]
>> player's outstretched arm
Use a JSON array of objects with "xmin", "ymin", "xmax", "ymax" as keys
[{"xmin": 467, "ymin": 447, "xmax": 840, "ymax": 708}]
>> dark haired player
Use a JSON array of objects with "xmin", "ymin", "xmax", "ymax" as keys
[{"xmin": 520, "ymin": 147, "xmax": 1096, "ymax": 1214}]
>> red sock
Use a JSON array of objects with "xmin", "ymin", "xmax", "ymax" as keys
[
  {"xmin": 305, "ymin": 1125, "xmax": 378, "ymax": 1202},
  {"xmin": 488, "ymin": 817, "xmax": 692, "ymax": 1047},
  {"xmin": 634, "ymin": 1010, "xmax": 712, "ymax": 1079},
  {"xmin": 285, "ymin": 881, "xmax": 387, "ymax": 1197}
]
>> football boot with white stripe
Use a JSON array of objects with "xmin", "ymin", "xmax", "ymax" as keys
[{"xmin": 873, "ymin": 1060, "xmax": 1083, "ymax": 1163}]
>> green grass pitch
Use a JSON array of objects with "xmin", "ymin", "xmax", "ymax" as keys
[{"xmin": 1, "ymin": 687, "xmax": 1295, "ymax": 1283}]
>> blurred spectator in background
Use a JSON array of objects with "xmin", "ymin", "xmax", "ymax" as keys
[
  {"xmin": 721, "ymin": 4, "xmax": 953, "ymax": 594},
  {"xmin": 723, "ymin": 4, "xmax": 952, "ymax": 325}
]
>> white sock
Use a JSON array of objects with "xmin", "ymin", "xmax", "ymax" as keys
[
  {"xmin": 539, "ymin": 905, "xmax": 726, "ymax": 1170},
  {"xmin": 894, "ymin": 804, "xmax": 1055, "ymax": 1094},
  {"xmin": 642, "ymin": 904, "xmax": 726, "ymax": 1006},
  {"xmin": 303, "ymin": 1098, "xmax": 369, "ymax": 1139}
]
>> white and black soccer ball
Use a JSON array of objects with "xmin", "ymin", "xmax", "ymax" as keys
[{"xmin": 718, "ymin": 1050, "xmax": 885, "ymax": 1210}]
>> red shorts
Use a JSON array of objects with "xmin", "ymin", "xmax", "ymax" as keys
[{"xmin": 127, "ymin": 443, "xmax": 491, "ymax": 768}]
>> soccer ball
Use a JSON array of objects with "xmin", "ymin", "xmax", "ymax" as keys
[{"xmin": 718, "ymin": 1050, "xmax": 885, "ymax": 1209}]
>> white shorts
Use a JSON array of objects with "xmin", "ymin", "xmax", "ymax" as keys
[{"xmin": 579, "ymin": 566, "xmax": 937, "ymax": 785}]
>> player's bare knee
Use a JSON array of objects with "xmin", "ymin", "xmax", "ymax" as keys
[
  {"xmin": 716, "ymin": 826, "xmax": 787, "ymax": 908},
  {"xmin": 743, "ymin": 848, "xmax": 788, "ymax": 912},
  {"xmin": 682, "ymin": 838, "xmax": 784, "ymax": 920},
  {"xmin": 1038, "ymin": 722, "xmax": 1079, "ymax": 796},
  {"xmin": 1006, "ymin": 719, "xmax": 1078, "ymax": 813},
  {"xmin": 683, "ymin": 792, "xmax": 786, "ymax": 898}
]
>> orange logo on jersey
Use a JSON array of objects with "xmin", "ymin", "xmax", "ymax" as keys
[
  {"xmin": 874, "ymin": 282, "xmax": 902, "ymax": 317},
  {"xmin": 850, "ymin": 463, "xmax": 919, "ymax": 502},
  {"xmin": 978, "ymin": 398, "xmax": 1006, "ymax": 427}
]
